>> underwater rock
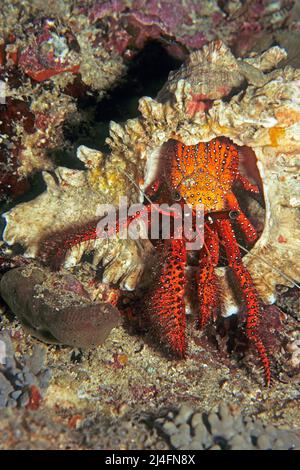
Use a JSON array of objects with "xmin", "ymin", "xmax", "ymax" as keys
[
  {"xmin": 0, "ymin": 7, "xmax": 126, "ymax": 90},
  {"xmin": 1, "ymin": 1, "xmax": 296, "ymax": 63},
  {"xmin": 276, "ymin": 285, "xmax": 300, "ymax": 321},
  {"xmin": 0, "ymin": 45, "xmax": 77, "ymax": 201},
  {"xmin": 78, "ymin": 0, "xmax": 296, "ymax": 59},
  {"xmin": 1, "ymin": 399, "xmax": 300, "ymax": 449},
  {"xmin": 0, "ymin": 81, "xmax": 77, "ymax": 200},
  {"xmin": 0, "ymin": 405, "xmax": 167, "ymax": 450},
  {"xmin": 155, "ymin": 403, "xmax": 300, "ymax": 450},
  {"xmin": 0, "ymin": 331, "xmax": 51, "ymax": 409},
  {"xmin": 285, "ymin": 329, "xmax": 300, "ymax": 369},
  {"xmin": 0, "ymin": 407, "xmax": 78, "ymax": 449},
  {"xmin": 0, "ymin": 266, "xmax": 122, "ymax": 348},
  {"xmin": 0, "ymin": 6, "xmax": 125, "ymax": 202}
]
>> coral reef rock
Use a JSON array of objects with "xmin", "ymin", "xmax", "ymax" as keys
[
  {"xmin": 0, "ymin": 0, "xmax": 297, "ymax": 202},
  {"xmin": 77, "ymin": 412, "xmax": 168, "ymax": 450},
  {"xmin": 0, "ymin": 407, "xmax": 78, "ymax": 449}
]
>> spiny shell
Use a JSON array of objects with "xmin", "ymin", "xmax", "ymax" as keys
[{"xmin": 3, "ymin": 41, "xmax": 300, "ymax": 314}]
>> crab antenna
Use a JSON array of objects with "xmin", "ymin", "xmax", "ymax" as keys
[
  {"xmin": 119, "ymin": 168, "xmax": 179, "ymax": 215},
  {"xmin": 237, "ymin": 242, "xmax": 300, "ymax": 289},
  {"xmin": 118, "ymin": 168, "xmax": 154, "ymax": 206}
]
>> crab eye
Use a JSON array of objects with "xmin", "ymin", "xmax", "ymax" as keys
[
  {"xmin": 229, "ymin": 210, "xmax": 240, "ymax": 219},
  {"xmin": 172, "ymin": 191, "xmax": 181, "ymax": 201}
]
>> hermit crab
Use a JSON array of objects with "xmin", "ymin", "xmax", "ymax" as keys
[{"xmin": 2, "ymin": 42, "xmax": 300, "ymax": 386}]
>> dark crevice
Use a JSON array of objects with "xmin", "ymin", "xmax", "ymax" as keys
[
  {"xmin": 59, "ymin": 41, "xmax": 183, "ymax": 159},
  {"xmin": 1, "ymin": 41, "xmax": 182, "ymax": 231}
]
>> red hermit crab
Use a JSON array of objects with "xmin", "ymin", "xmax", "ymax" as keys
[
  {"xmin": 40, "ymin": 137, "xmax": 271, "ymax": 386},
  {"xmin": 3, "ymin": 42, "xmax": 300, "ymax": 388}
]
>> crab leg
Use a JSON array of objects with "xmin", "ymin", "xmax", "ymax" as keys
[
  {"xmin": 236, "ymin": 173, "xmax": 260, "ymax": 194},
  {"xmin": 214, "ymin": 218, "xmax": 271, "ymax": 386},
  {"xmin": 197, "ymin": 225, "xmax": 219, "ymax": 329},
  {"xmin": 39, "ymin": 205, "xmax": 155, "ymax": 269},
  {"xmin": 226, "ymin": 193, "xmax": 258, "ymax": 245},
  {"xmin": 39, "ymin": 218, "xmax": 101, "ymax": 270},
  {"xmin": 143, "ymin": 237, "xmax": 187, "ymax": 357},
  {"xmin": 40, "ymin": 202, "xmax": 183, "ymax": 270}
]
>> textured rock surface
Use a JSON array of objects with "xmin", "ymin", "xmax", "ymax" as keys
[
  {"xmin": 1, "ymin": 0, "xmax": 298, "ymax": 201},
  {"xmin": 0, "ymin": 266, "xmax": 122, "ymax": 348},
  {"xmin": 1, "ymin": 399, "xmax": 300, "ymax": 450}
]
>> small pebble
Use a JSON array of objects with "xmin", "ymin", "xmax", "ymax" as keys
[{"xmin": 162, "ymin": 421, "xmax": 177, "ymax": 435}]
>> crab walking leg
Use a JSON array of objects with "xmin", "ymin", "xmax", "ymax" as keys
[
  {"xmin": 236, "ymin": 173, "xmax": 260, "ymax": 194},
  {"xmin": 197, "ymin": 225, "xmax": 219, "ymax": 329},
  {"xmin": 214, "ymin": 218, "xmax": 271, "ymax": 386},
  {"xmin": 39, "ymin": 218, "xmax": 101, "ymax": 270},
  {"xmin": 39, "ymin": 203, "xmax": 182, "ymax": 270},
  {"xmin": 226, "ymin": 193, "xmax": 258, "ymax": 245},
  {"xmin": 39, "ymin": 205, "xmax": 154, "ymax": 269},
  {"xmin": 144, "ymin": 238, "xmax": 187, "ymax": 357}
]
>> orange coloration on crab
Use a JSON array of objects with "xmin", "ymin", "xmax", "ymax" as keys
[
  {"xmin": 40, "ymin": 137, "xmax": 271, "ymax": 386},
  {"xmin": 142, "ymin": 138, "xmax": 270, "ymax": 386}
]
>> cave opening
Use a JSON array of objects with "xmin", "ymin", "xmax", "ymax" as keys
[
  {"xmin": 0, "ymin": 41, "xmax": 183, "ymax": 229},
  {"xmin": 58, "ymin": 41, "xmax": 183, "ymax": 163}
]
